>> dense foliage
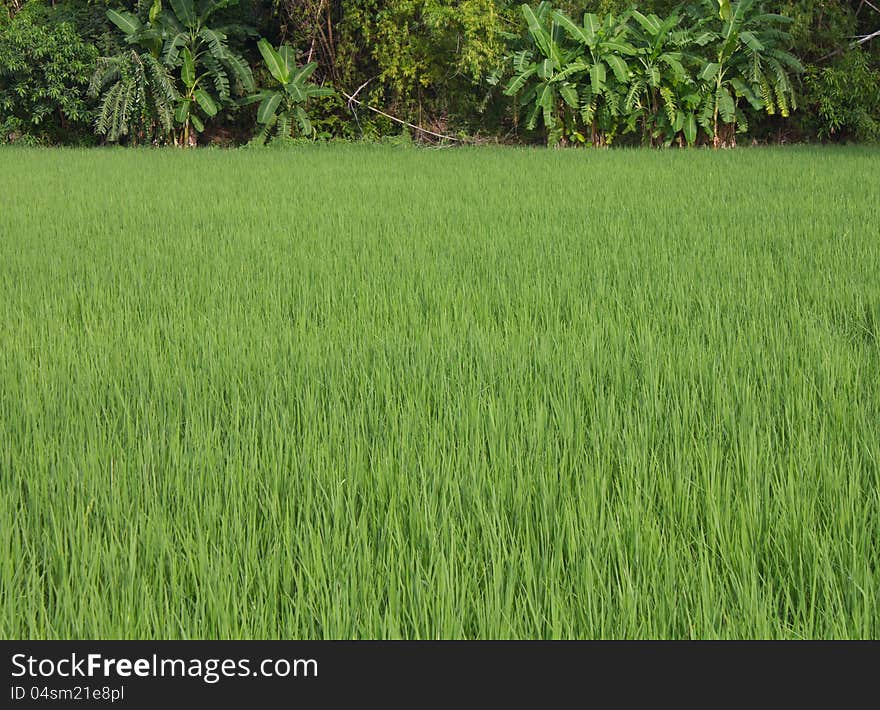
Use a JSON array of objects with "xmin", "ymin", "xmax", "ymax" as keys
[
  {"xmin": 1, "ymin": 0, "xmax": 878, "ymax": 146},
  {"xmin": 0, "ymin": 3, "xmax": 97, "ymax": 144}
]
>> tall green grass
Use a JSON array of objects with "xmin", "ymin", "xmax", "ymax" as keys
[{"xmin": 1, "ymin": 145, "xmax": 878, "ymax": 638}]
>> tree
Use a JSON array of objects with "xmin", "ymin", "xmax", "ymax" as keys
[
  {"xmin": 0, "ymin": 4, "xmax": 97, "ymax": 144},
  {"xmin": 107, "ymin": 0, "xmax": 256, "ymax": 145},
  {"xmin": 552, "ymin": 9, "xmax": 636, "ymax": 146},
  {"xmin": 624, "ymin": 9, "xmax": 700, "ymax": 146},
  {"xmin": 89, "ymin": 5, "xmax": 176, "ymax": 144},
  {"xmin": 805, "ymin": 47, "xmax": 880, "ymax": 143},
  {"xmin": 693, "ymin": 0, "xmax": 803, "ymax": 147},
  {"xmin": 243, "ymin": 38, "xmax": 334, "ymax": 144},
  {"xmin": 89, "ymin": 49, "xmax": 177, "ymax": 143},
  {"xmin": 503, "ymin": 3, "xmax": 582, "ymax": 145},
  {"xmin": 334, "ymin": 0, "xmax": 508, "ymax": 136}
]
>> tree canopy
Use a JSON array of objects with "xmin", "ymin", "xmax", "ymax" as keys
[{"xmin": 1, "ymin": 0, "xmax": 878, "ymax": 146}]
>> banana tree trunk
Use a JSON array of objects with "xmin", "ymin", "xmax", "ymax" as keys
[
  {"xmin": 651, "ymin": 89, "xmax": 659, "ymax": 147},
  {"xmin": 559, "ymin": 101, "xmax": 568, "ymax": 147},
  {"xmin": 713, "ymin": 105, "xmax": 720, "ymax": 148}
]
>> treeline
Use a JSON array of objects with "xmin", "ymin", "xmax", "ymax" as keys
[{"xmin": 1, "ymin": 0, "xmax": 878, "ymax": 146}]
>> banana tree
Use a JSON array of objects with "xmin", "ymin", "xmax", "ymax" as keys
[
  {"xmin": 551, "ymin": 10, "xmax": 636, "ymax": 146},
  {"xmin": 93, "ymin": 7, "xmax": 178, "ymax": 144},
  {"xmin": 108, "ymin": 0, "xmax": 255, "ymax": 145},
  {"xmin": 158, "ymin": 0, "xmax": 255, "ymax": 145},
  {"xmin": 242, "ymin": 39, "xmax": 334, "ymax": 144},
  {"xmin": 89, "ymin": 50, "xmax": 178, "ymax": 144},
  {"xmin": 624, "ymin": 10, "xmax": 701, "ymax": 146},
  {"xmin": 503, "ymin": 3, "xmax": 582, "ymax": 146},
  {"xmin": 693, "ymin": 0, "xmax": 803, "ymax": 147},
  {"xmin": 172, "ymin": 44, "xmax": 217, "ymax": 145}
]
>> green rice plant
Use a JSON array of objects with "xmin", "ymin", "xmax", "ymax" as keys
[{"xmin": 0, "ymin": 145, "xmax": 878, "ymax": 639}]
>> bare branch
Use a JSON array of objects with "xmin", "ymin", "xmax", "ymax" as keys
[{"xmin": 340, "ymin": 90, "xmax": 466, "ymax": 144}]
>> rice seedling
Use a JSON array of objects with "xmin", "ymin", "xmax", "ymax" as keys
[{"xmin": 1, "ymin": 145, "xmax": 878, "ymax": 638}]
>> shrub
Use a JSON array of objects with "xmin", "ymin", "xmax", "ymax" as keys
[
  {"xmin": 0, "ymin": 2, "xmax": 97, "ymax": 144},
  {"xmin": 805, "ymin": 50, "xmax": 880, "ymax": 143}
]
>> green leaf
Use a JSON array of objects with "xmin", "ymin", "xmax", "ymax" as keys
[
  {"xmin": 181, "ymin": 48, "xmax": 195, "ymax": 89},
  {"xmin": 699, "ymin": 62, "xmax": 721, "ymax": 82},
  {"xmin": 198, "ymin": 0, "xmax": 233, "ymax": 22},
  {"xmin": 624, "ymin": 79, "xmax": 643, "ymax": 111},
  {"xmin": 162, "ymin": 33, "xmax": 188, "ymax": 66},
  {"xmin": 223, "ymin": 52, "xmax": 255, "ymax": 93},
  {"xmin": 170, "ymin": 0, "xmax": 197, "ymax": 28},
  {"xmin": 307, "ymin": 87, "xmax": 334, "ymax": 98},
  {"xmin": 194, "ymin": 88, "xmax": 218, "ymax": 116},
  {"xmin": 552, "ymin": 11, "xmax": 588, "ymax": 45},
  {"xmin": 730, "ymin": 77, "xmax": 762, "ymax": 110},
  {"xmin": 257, "ymin": 39, "xmax": 288, "ymax": 85},
  {"xmin": 630, "ymin": 11, "xmax": 660, "ymax": 35},
  {"xmin": 512, "ymin": 50, "xmax": 532, "ymax": 73},
  {"xmin": 291, "ymin": 62, "xmax": 318, "ymax": 86},
  {"xmin": 559, "ymin": 83, "xmax": 578, "ymax": 108},
  {"xmin": 600, "ymin": 41, "xmax": 637, "ymax": 56},
  {"xmin": 256, "ymin": 92, "xmax": 281, "ymax": 124},
  {"xmin": 250, "ymin": 116, "xmax": 275, "ymax": 145},
  {"xmin": 106, "ymin": 9, "xmax": 142, "ymax": 35},
  {"xmin": 279, "ymin": 45, "xmax": 297, "ymax": 76},
  {"xmin": 149, "ymin": 0, "xmax": 162, "ymax": 24},
  {"xmin": 285, "ymin": 83, "xmax": 305, "ymax": 103},
  {"xmin": 590, "ymin": 62, "xmax": 606, "ymax": 93},
  {"xmin": 605, "ymin": 55, "xmax": 629, "ymax": 83},
  {"xmin": 157, "ymin": 9, "xmax": 184, "ymax": 34},
  {"xmin": 660, "ymin": 54, "xmax": 687, "ymax": 82},
  {"xmin": 681, "ymin": 92, "xmax": 702, "ymax": 109},
  {"xmin": 537, "ymin": 82, "xmax": 554, "ymax": 121},
  {"xmin": 276, "ymin": 112, "xmax": 292, "ymax": 141},
  {"xmin": 656, "ymin": 12, "xmax": 680, "ymax": 39},
  {"xmin": 557, "ymin": 60, "xmax": 587, "ymax": 81},
  {"xmin": 525, "ymin": 99, "xmax": 541, "ymax": 130},
  {"xmin": 505, "ymin": 67, "xmax": 537, "ymax": 95},
  {"xmin": 294, "ymin": 105, "xmax": 312, "ymax": 136},
  {"xmin": 522, "ymin": 4, "xmax": 552, "ymax": 60},
  {"xmin": 538, "ymin": 58, "xmax": 553, "ymax": 79},
  {"xmin": 174, "ymin": 100, "xmax": 191, "ymax": 123},
  {"xmin": 739, "ymin": 31, "xmax": 765, "ymax": 53},
  {"xmin": 683, "ymin": 112, "xmax": 697, "ymax": 145},
  {"xmin": 519, "ymin": 84, "xmax": 537, "ymax": 107},
  {"xmin": 583, "ymin": 13, "xmax": 599, "ymax": 45},
  {"xmin": 768, "ymin": 48, "xmax": 804, "ymax": 74},
  {"xmin": 190, "ymin": 113, "xmax": 204, "ymax": 132},
  {"xmin": 718, "ymin": 88, "xmax": 736, "ymax": 123},
  {"xmin": 238, "ymin": 90, "xmax": 273, "ymax": 106},
  {"xmin": 198, "ymin": 28, "xmax": 227, "ymax": 59}
]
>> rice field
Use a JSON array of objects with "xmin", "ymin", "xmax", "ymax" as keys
[{"xmin": 1, "ymin": 145, "xmax": 879, "ymax": 639}]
